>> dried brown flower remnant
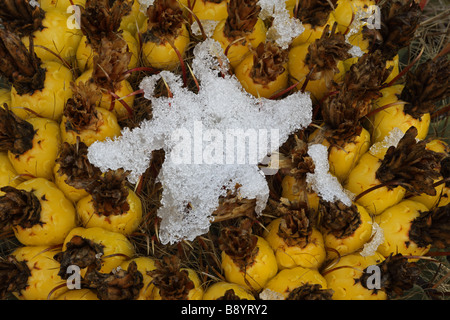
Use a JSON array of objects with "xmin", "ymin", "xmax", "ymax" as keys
[
  {"xmin": 286, "ymin": 283, "xmax": 334, "ymax": 300},
  {"xmin": 0, "ymin": 255, "xmax": 31, "ymax": 299},
  {"xmin": 53, "ymin": 235, "xmax": 105, "ymax": 279},
  {"xmin": 363, "ymin": 0, "xmax": 421, "ymax": 61},
  {"xmin": 86, "ymin": 169, "xmax": 131, "ymax": 217},
  {"xmin": 0, "ymin": 0, "xmax": 45, "ymax": 37},
  {"xmin": 64, "ymin": 81, "xmax": 102, "ymax": 134},
  {"xmin": 85, "ymin": 261, "xmax": 144, "ymax": 300},
  {"xmin": 359, "ymin": 253, "xmax": 420, "ymax": 297},
  {"xmin": 279, "ymin": 135, "xmax": 315, "ymax": 181},
  {"xmin": 0, "ymin": 186, "xmax": 42, "ymax": 232},
  {"xmin": 218, "ymin": 220, "xmax": 258, "ymax": 270},
  {"xmin": 321, "ymin": 51, "xmax": 390, "ymax": 146},
  {"xmin": 319, "ymin": 200, "xmax": 362, "ymax": 239},
  {"xmin": 56, "ymin": 141, "xmax": 102, "ymax": 191},
  {"xmin": 0, "ymin": 28, "xmax": 45, "ymax": 95},
  {"xmin": 148, "ymin": 255, "xmax": 194, "ymax": 300},
  {"xmin": 224, "ymin": 0, "xmax": 261, "ymax": 39},
  {"xmin": 0, "ymin": 105, "xmax": 35, "ymax": 156},
  {"xmin": 92, "ymin": 37, "xmax": 132, "ymax": 93},
  {"xmin": 80, "ymin": 0, "xmax": 133, "ymax": 50},
  {"xmin": 401, "ymin": 56, "xmax": 450, "ymax": 119},
  {"xmin": 293, "ymin": 0, "xmax": 338, "ymax": 27},
  {"xmin": 144, "ymin": 0, "xmax": 185, "ymax": 41},
  {"xmin": 410, "ymin": 204, "xmax": 450, "ymax": 249},
  {"xmin": 305, "ymin": 23, "xmax": 352, "ymax": 84},
  {"xmin": 276, "ymin": 200, "xmax": 314, "ymax": 248},
  {"xmin": 250, "ymin": 41, "xmax": 288, "ymax": 85},
  {"xmin": 376, "ymin": 127, "xmax": 445, "ymax": 196}
]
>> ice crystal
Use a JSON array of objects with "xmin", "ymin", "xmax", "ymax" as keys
[
  {"xmin": 258, "ymin": 0, "xmax": 304, "ymax": 49},
  {"xmin": 138, "ymin": 0, "xmax": 154, "ymax": 12},
  {"xmin": 88, "ymin": 39, "xmax": 313, "ymax": 244},
  {"xmin": 360, "ymin": 222, "xmax": 384, "ymax": 257},
  {"xmin": 369, "ymin": 127, "xmax": 405, "ymax": 158},
  {"xmin": 306, "ymin": 144, "xmax": 353, "ymax": 206},
  {"xmin": 29, "ymin": 0, "xmax": 39, "ymax": 7},
  {"xmin": 259, "ymin": 288, "xmax": 285, "ymax": 300},
  {"xmin": 190, "ymin": 20, "xmax": 219, "ymax": 38}
]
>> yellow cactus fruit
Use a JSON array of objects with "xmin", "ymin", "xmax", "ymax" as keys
[
  {"xmin": 191, "ymin": 0, "xmax": 230, "ymax": 21},
  {"xmin": 56, "ymin": 289, "xmax": 99, "ymax": 300},
  {"xmin": 120, "ymin": 257, "xmax": 157, "ymax": 300},
  {"xmin": 77, "ymin": 29, "xmax": 139, "ymax": 73},
  {"xmin": 9, "ymin": 246, "xmax": 69, "ymax": 300},
  {"xmin": 11, "ymin": 61, "xmax": 74, "ymax": 121},
  {"xmin": 212, "ymin": 0, "xmax": 267, "ymax": 69},
  {"xmin": 75, "ymin": 67, "xmax": 134, "ymax": 121},
  {"xmin": 0, "ymin": 152, "xmax": 23, "ymax": 195},
  {"xmin": 149, "ymin": 255, "xmax": 204, "ymax": 300},
  {"xmin": 140, "ymin": 0, "xmax": 190, "ymax": 71},
  {"xmin": 264, "ymin": 215, "xmax": 326, "ymax": 270},
  {"xmin": 203, "ymin": 281, "xmax": 256, "ymax": 300},
  {"xmin": 2, "ymin": 178, "xmax": 77, "ymax": 246},
  {"xmin": 323, "ymin": 252, "xmax": 387, "ymax": 300},
  {"xmin": 281, "ymin": 175, "xmax": 319, "ymax": 212},
  {"xmin": 120, "ymin": 0, "xmax": 148, "ymax": 36},
  {"xmin": 53, "ymin": 141, "xmax": 102, "ymax": 203},
  {"xmin": 6, "ymin": 116, "xmax": 61, "ymax": 181},
  {"xmin": 319, "ymin": 201, "xmax": 373, "ymax": 260},
  {"xmin": 58, "ymin": 227, "xmax": 135, "ymax": 274},
  {"xmin": 374, "ymin": 200, "xmax": 432, "ymax": 259},
  {"xmin": 76, "ymin": 169, "xmax": 143, "ymax": 236},
  {"xmin": 60, "ymin": 80, "xmax": 122, "ymax": 147},
  {"xmin": 234, "ymin": 41, "xmax": 289, "ymax": 99},
  {"xmin": 261, "ymin": 266, "xmax": 329, "ymax": 300},
  {"xmin": 345, "ymin": 151, "xmax": 406, "ymax": 215},
  {"xmin": 21, "ymin": 8, "xmax": 83, "ymax": 64},
  {"xmin": 220, "ymin": 222, "xmax": 278, "ymax": 291}
]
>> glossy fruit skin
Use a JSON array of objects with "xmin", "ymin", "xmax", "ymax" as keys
[
  {"xmin": 369, "ymin": 85, "xmax": 430, "ymax": 144},
  {"xmin": 203, "ymin": 281, "xmax": 255, "ymax": 300},
  {"xmin": 151, "ymin": 268, "xmax": 204, "ymax": 300},
  {"xmin": 321, "ymin": 203, "xmax": 373, "ymax": 260},
  {"xmin": 11, "ymin": 245, "xmax": 69, "ymax": 300},
  {"xmin": 234, "ymin": 53, "xmax": 289, "ymax": 99},
  {"xmin": 21, "ymin": 8, "xmax": 83, "ymax": 64},
  {"xmin": 10, "ymin": 61, "xmax": 73, "ymax": 121},
  {"xmin": 12, "ymin": 178, "xmax": 77, "ymax": 246},
  {"xmin": 141, "ymin": 23, "xmax": 191, "ymax": 71},
  {"xmin": 120, "ymin": 257, "xmax": 157, "ymax": 300},
  {"xmin": 345, "ymin": 151, "xmax": 406, "ymax": 216},
  {"xmin": 0, "ymin": 152, "xmax": 22, "ymax": 195},
  {"xmin": 61, "ymin": 227, "xmax": 135, "ymax": 274},
  {"xmin": 264, "ymin": 218, "xmax": 326, "ymax": 270},
  {"xmin": 76, "ymin": 187, "xmax": 143, "ymax": 236},
  {"xmin": 212, "ymin": 18, "xmax": 267, "ymax": 69},
  {"xmin": 375, "ymin": 200, "xmax": 432, "ymax": 259},
  {"xmin": 120, "ymin": 0, "xmax": 148, "ymax": 36},
  {"xmin": 76, "ymin": 30, "xmax": 139, "ymax": 73},
  {"xmin": 262, "ymin": 266, "xmax": 328, "ymax": 299},
  {"xmin": 56, "ymin": 288, "xmax": 99, "ymax": 300},
  {"xmin": 221, "ymin": 236, "xmax": 278, "ymax": 291},
  {"xmin": 75, "ymin": 69, "xmax": 135, "ymax": 121},
  {"xmin": 8, "ymin": 117, "xmax": 61, "ymax": 181},
  {"xmin": 191, "ymin": 0, "xmax": 230, "ymax": 21},
  {"xmin": 324, "ymin": 252, "xmax": 387, "ymax": 300}
]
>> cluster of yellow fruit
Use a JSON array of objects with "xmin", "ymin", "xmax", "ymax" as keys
[{"xmin": 0, "ymin": 0, "xmax": 448, "ymax": 301}]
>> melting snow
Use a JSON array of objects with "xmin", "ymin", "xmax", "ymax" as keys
[{"xmin": 87, "ymin": 39, "xmax": 312, "ymax": 244}]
